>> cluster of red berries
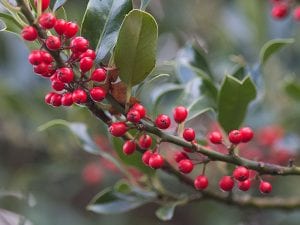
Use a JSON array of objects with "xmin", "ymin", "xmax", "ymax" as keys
[
  {"xmin": 209, "ymin": 127, "xmax": 254, "ymax": 145},
  {"xmin": 21, "ymin": 8, "xmax": 107, "ymax": 107},
  {"xmin": 270, "ymin": 0, "xmax": 300, "ymax": 21}
]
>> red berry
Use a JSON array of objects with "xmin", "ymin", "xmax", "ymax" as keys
[
  {"xmin": 50, "ymin": 93, "xmax": 62, "ymax": 107},
  {"xmin": 90, "ymin": 87, "xmax": 106, "ymax": 102},
  {"xmin": 51, "ymin": 79, "xmax": 65, "ymax": 91},
  {"xmin": 64, "ymin": 22, "xmax": 78, "ymax": 38},
  {"xmin": 233, "ymin": 166, "xmax": 249, "ymax": 181},
  {"xmin": 271, "ymin": 4, "xmax": 288, "ymax": 20},
  {"xmin": 174, "ymin": 151, "xmax": 189, "ymax": 163},
  {"xmin": 61, "ymin": 92, "xmax": 73, "ymax": 106},
  {"xmin": 40, "ymin": 51, "xmax": 53, "ymax": 64},
  {"xmin": 109, "ymin": 122, "xmax": 127, "ymax": 137},
  {"xmin": 71, "ymin": 37, "xmax": 89, "ymax": 53},
  {"xmin": 54, "ymin": 19, "xmax": 67, "ymax": 35},
  {"xmin": 138, "ymin": 134, "xmax": 152, "ymax": 149},
  {"xmin": 45, "ymin": 92, "xmax": 55, "ymax": 104},
  {"xmin": 80, "ymin": 57, "xmax": 93, "ymax": 72},
  {"xmin": 34, "ymin": 0, "xmax": 50, "ymax": 11},
  {"xmin": 259, "ymin": 181, "xmax": 272, "ymax": 194},
  {"xmin": 142, "ymin": 150, "xmax": 153, "ymax": 165},
  {"xmin": 238, "ymin": 179, "xmax": 251, "ymax": 191},
  {"xmin": 28, "ymin": 50, "xmax": 42, "ymax": 65},
  {"xmin": 155, "ymin": 114, "xmax": 171, "ymax": 129},
  {"xmin": 81, "ymin": 163, "xmax": 103, "ymax": 185},
  {"xmin": 229, "ymin": 130, "xmax": 242, "ymax": 144},
  {"xmin": 45, "ymin": 35, "xmax": 61, "ymax": 50},
  {"xmin": 21, "ymin": 26, "xmax": 38, "ymax": 41},
  {"xmin": 80, "ymin": 49, "xmax": 96, "ymax": 60},
  {"xmin": 209, "ymin": 131, "xmax": 222, "ymax": 144},
  {"xmin": 194, "ymin": 175, "xmax": 209, "ymax": 190},
  {"xmin": 178, "ymin": 159, "xmax": 194, "ymax": 173},
  {"xmin": 91, "ymin": 68, "xmax": 106, "ymax": 82},
  {"xmin": 38, "ymin": 13, "xmax": 56, "ymax": 29},
  {"xmin": 127, "ymin": 109, "xmax": 141, "ymax": 123},
  {"xmin": 173, "ymin": 106, "xmax": 188, "ymax": 123},
  {"xmin": 122, "ymin": 140, "xmax": 136, "ymax": 155},
  {"xmin": 33, "ymin": 62, "xmax": 49, "ymax": 75},
  {"xmin": 183, "ymin": 128, "xmax": 195, "ymax": 141},
  {"xmin": 72, "ymin": 89, "xmax": 87, "ymax": 104},
  {"xmin": 240, "ymin": 127, "xmax": 254, "ymax": 143},
  {"xmin": 149, "ymin": 153, "xmax": 164, "ymax": 169},
  {"xmin": 57, "ymin": 67, "xmax": 74, "ymax": 83},
  {"xmin": 131, "ymin": 103, "xmax": 146, "ymax": 118},
  {"xmin": 219, "ymin": 176, "xmax": 235, "ymax": 192},
  {"xmin": 294, "ymin": 7, "xmax": 300, "ymax": 21}
]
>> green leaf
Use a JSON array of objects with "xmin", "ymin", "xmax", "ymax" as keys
[
  {"xmin": 284, "ymin": 79, "xmax": 300, "ymax": 101},
  {"xmin": 231, "ymin": 65, "xmax": 246, "ymax": 80},
  {"xmin": 111, "ymin": 137, "xmax": 154, "ymax": 175},
  {"xmin": 186, "ymin": 97, "xmax": 214, "ymax": 122},
  {"xmin": 81, "ymin": 0, "xmax": 132, "ymax": 60},
  {"xmin": 259, "ymin": 38, "xmax": 294, "ymax": 65},
  {"xmin": 53, "ymin": 0, "xmax": 68, "ymax": 12},
  {"xmin": 155, "ymin": 203, "xmax": 177, "ymax": 221},
  {"xmin": 114, "ymin": 9, "xmax": 158, "ymax": 87},
  {"xmin": 0, "ymin": 13, "xmax": 22, "ymax": 33},
  {"xmin": 218, "ymin": 76, "xmax": 256, "ymax": 132},
  {"xmin": 140, "ymin": 0, "xmax": 151, "ymax": 10}
]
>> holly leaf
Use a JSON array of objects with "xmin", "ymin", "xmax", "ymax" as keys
[
  {"xmin": 0, "ymin": 13, "xmax": 22, "ymax": 33},
  {"xmin": 284, "ymin": 79, "xmax": 300, "ymax": 101},
  {"xmin": 218, "ymin": 76, "xmax": 256, "ymax": 132},
  {"xmin": 114, "ymin": 9, "xmax": 158, "ymax": 87},
  {"xmin": 53, "ymin": 0, "xmax": 68, "ymax": 12}
]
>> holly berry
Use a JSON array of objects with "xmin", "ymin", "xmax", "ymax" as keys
[
  {"xmin": 51, "ymin": 79, "xmax": 65, "ymax": 91},
  {"xmin": 122, "ymin": 140, "xmax": 136, "ymax": 155},
  {"xmin": 34, "ymin": 62, "xmax": 50, "ymax": 75},
  {"xmin": 57, "ymin": 67, "xmax": 74, "ymax": 83},
  {"xmin": 131, "ymin": 103, "xmax": 146, "ymax": 118},
  {"xmin": 142, "ymin": 150, "xmax": 153, "ymax": 165},
  {"xmin": 45, "ymin": 92, "xmax": 55, "ymax": 105},
  {"xmin": 81, "ymin": 163, "xmax": 103, "ymax": 185},
  {"xmin": 34, "ymin": 0, "xmax": 50, "ymax": 11},
  {"xmin": 149, "ymin": 153, "xmax": 164, "ymax": 169},
  {"xmin": 72, "ymin": 89, "xmax": 87, "ymax": 104},
  {"xmin": 294, "ymin": 7, "xmax": 300, "ymax": 21},
  {"xmin": 54, "ymin": 19, "xmax": 67, "ymax": 35},
  {"xmin": 39, "ymin": 13, "xmax": 56, "ymax": 29},
  {"xmin": 209, "ymin": 131, "xmax": 222, "ymax": 144},
  {"xmin": 240, "ymin": 127, "xmax": 254, "ymax": 143},
  {"xmin": 228, "ymin": 130, "xmax": 242, "ymax": 144},
  {"xmin": 271, "ymin": 4, "xmax": 288, "ymax": 19},
  {"xmin": 81, "ymin": 49, "xmax": 96, "ymax": 60},
  {"xmin": 40, "ymin": 51, "xmax": 53, "ymax": 64},
  {"xmin": 194, "ymin": 175, "xmax": 209, "ymax": 190},
  {"xmin": 259, "ymin": 181, "xmax": 272, "ymax": 194},
  {"xmin": 91, "ymin": 68, "xmax": 106, "ymax": 82},
  {"xmin": 45, "ymin": 35, "xmax": 61, "ymax": 50},
  {"xmin": 183, "ymin": 128, "xmax": 195, "ymax": 142},
  {"xmin": 173, "ymin": 106, "xmax": 188, "ymax": 123},
  {"xmin": 155, "ymin": 114, "xmax": 171, "ymax": 129},
  {"xmin": 174, "ymin": 151, "xmax": 189, "ymax": 163},
  {"xmin": 61, "ymin": 93, "xmax": 73, "ymax": 106},
  {"xmin": 50, "ymin": 93, "xmax": 62, "ymax": 107},
  {"xmin": 80, "ymin": 57, "xmax": 93, "ymax": 72},
  {"xmin": 64, "ymin": 22, "xmax": 78, "ymax": 38},
  {"xmin": 28, "ymin": 50, "xmax": 43, "ymax": 65},
  {"xmin": 71, "ymin": 37, "xmax": 89, "ymax": 53},
  {"xmin": 233, "ymin": 166, "xmax": 249, "ymax": 182},
  {"xmin": 109, "ymin": 122, "xmax": 127, "ymax": 137},
  {"xmin": 90, "ymin": 87, "xmax": 106, "ymax": 102},
  {"xmin": 219, "ymin": 176, "xmax": 235, "ymax": 192},
  {"xmin": 238, "ymin": 179, "xmax": 251, "ymax": 191},
  {"xmin": 138, "ymin": 134, "xmax": 152, "ymax": 149},
  {"xmin": 21, "ymin": 26, "xmax": 38, "ymax": 41},
  {"xmin": 127, "ymin": 109, "xmax": 141, "ymax": 123},
  {"xmin": 178, "ymin": 159, "xmax": 194, "ymax": 174}
]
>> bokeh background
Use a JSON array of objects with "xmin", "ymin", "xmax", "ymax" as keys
[{"xmin": 1, "ymin": 0, "xmax": 300, "ymax": 224}]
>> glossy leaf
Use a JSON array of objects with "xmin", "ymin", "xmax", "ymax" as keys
[
  {"xmin": 0, "ymin": 13, "xmax": 22, "ymax": 33},
  {"xmin": 155, "ymin": 202, "xmax": 180, "ymax": 221},
  {"xmin": 218, "ymin": 76, "xmax": 256, "ymax": 132},
  {"xmin": 53, "ymin": 0, "xmax": 68, "ymax": 12},
  {"xmin": 186, "ymin": 97, "xmax": 214, "ymax": 122},
  {"xmin": 284, "ymin": 80, "xmax": 300, "ymax": 101},
  {"xmin": 81, "ymin": 0, "xmax": 132, "ymax": 60},
  {"xmin": 114, "ymin": 9, "xmax": 158, "ymax": 87},
  {"xmin": 259, "ymin": 38, "xmax": 294, "ymax": 65}
]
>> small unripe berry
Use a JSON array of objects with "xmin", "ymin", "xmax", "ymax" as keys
[
  {"xmin": 233, "ymin": 166, "xmax": 249, "ymax": 182},
  {"xmin": 174, "ymin": 151, "xmax": 189, "ymax": 163},
  {"xmin": 178, "ymin": 159, "xmax": 194, "ymax": 174},
  {"xmin": 72, "ymin": 89, "xmax": 87, "ymax": 104},
  {"xmin": 127, "ymin": 109, "xmax": 141, "ymax": 123},
  {"xmin": 219, "ymin": 176, "xmax": 235, "ymax": 192},
  {"xmin": 155, "ymin": 114, "xmax": 171, "ymax": 129},
  {"xmin": 71, "ymin": 37, "xmax": 89, "ymax": 53},
  {"xmin": 21, "ymin": 26, "xmax": 38, "ymax": 41},
  {"xmin": 28, "ymin": 50, "xmax": 43, "ymax": 65},
  {"xmin": 271, "ymin": 4, "xmax": 288, "ymax": 20},
  {"xmin": 61, "ymin": 92, "xmax": 73, "ymax": 106},
  {"xmin": 54, "ymin": 19, "xmax": 67, "ymax": 35},
  {"xmin": 228, "ymin": 130, "xmax": 242, "ymax": 144},
  {"xmin": 80, "ymin": 57, "xmax": 93, "ymax": 72},
  {"xmin": 142, "ymin": 150, "xmax": 153, "ymax": 165},
  {"xmin": 149, "ymin": 153, "xmax": 164, "ymax": 169},
  {"xmin": 194, "ymin": 175, "xmax": 209, "ymax": 190},
  {"xmin": 51, "ymin": 79, "xmax": 65, "ymax": 91},
  {"xmin": 209, "ymin": 131, "xmax": 222, "ymax": 144},
  {"xmin": 91, "ymin": 68, "xmax": 106, "ymax": 82},
  {"xmin": 34, "ymin": 0, "xmax": 50, "ymax": 11},
  {"xmin": 294, "ymin": 7, "xmax": 300, "ymax": 21},
  {"xmin": 50, "ymin": 93, "xmax": 62, "ymax": 107},
  {"xmin": 39, "ymin": 13, "xmax": 56, "ymax": 29},
  {"xmin": 183, "ymin": 128, "xmax": 195, "ymax": 141},
  {"xmin": 173, "ymin": 106, "xmax": 188, "ymax": 123},
  {"xmin": 238, "ymin": 179, "xmax": 251, "ymax": 191},
  {"xmin": 64, "ymin": 22, "xmax": 78, "ymax": 38},
  {"xmin": 109, "ymin": 122, "xmax": 127, "ymax": 137},
  {"xmin": 45, "ymin": 35, "xmax": 61, "ymax": 50},
  {"xmin": 122, "ymin": 140, "xmax": 136, "ymax": 155},
  {"xmin": 57, "ymin": 67, "xmax": 74, "ymax": 83},
  {"xmin": 240, "ymin": 127, "xmax": 254, "ymax": 143},
  {"xmin": 259, "ymin": 181, "xmax": 272, "ymax": 194},
  {"xmin": 90, "ymin": 87, "xmax": 106, "ymax": 102},
  {"xmin": 138, "ymin": 134, "xmax": 152, "ymax": 149},
  {"xmin": 80, "ymin": 49, "xmax": 96, "ymax": 60},
  {"xmin": 131, "ymin": 103, "xmax": 146, "ymax": 118}
]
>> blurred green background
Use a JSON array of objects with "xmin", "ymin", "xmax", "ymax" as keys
[{"xmin": 1, "ymin": 0, "xmax": 300, "ymax": 224}]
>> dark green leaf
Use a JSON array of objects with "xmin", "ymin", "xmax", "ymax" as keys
[
  {"xmin": 259, "ymin": 39, "xmax": 294, "ymax": 65},
  {"xmin": 81, "ymin": 0, "xmax": 132, "ymax": 60},
  {"xmin": 114, "ymin": 9, "xmax": 158, "ymax": 87},
  {"xmin": 140, "ymin": 0, "xmax": 151, "ymax": 10},
  {"xmin": 218, "ymin": 76, "xmax": 256, "ymax": 132},
  {"xmin": 53, "ymin": 0, "xmax": 68, "ymax": 12},
  {"xmin": 231, "ymin": 65, "xmax": 246, "ymax": 80},
  {"xmin": 284, "ymin": 80, "xmax": 300, "ymax": 101},
  {"xmin": 0, "ymin": 13, "xmax": 22, "ymax": 33}
]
